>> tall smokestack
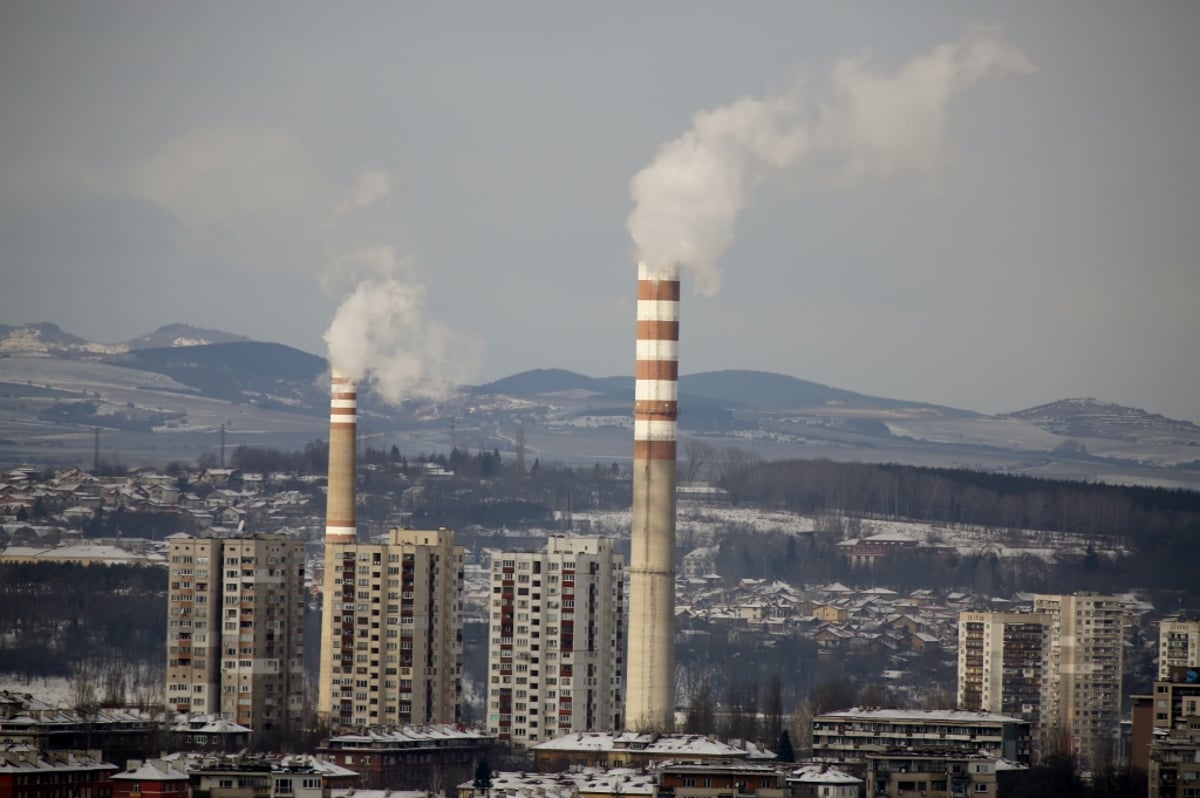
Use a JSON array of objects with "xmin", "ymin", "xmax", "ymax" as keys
[
  {"xmin": 625, "ymin": 261, "xmax": 678, "ymax": 732},
  {"xmin": 325, "ymin": 370, "xmax": 357, "ymax": 545}
]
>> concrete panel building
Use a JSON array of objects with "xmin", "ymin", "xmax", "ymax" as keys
[
  {"xmin": 318, "ymin": 528, "xmax": 464, "ymax": 730},
  {"xmin": 166, "ymin": 533, "xmax": 306, "ymax": 735},
  {"xmin": 486, "ymin": 537, "xmax": 624, "ymax": 747},
  {"xmin": 1159, "ymin": 620, "xmax": 1200, "ymax": 680},
  {"xmin": 810, "ymin": 708, "xmax": 1032, "ymax": 768},
  {"xmin": 1034, "ymin": 593, "xmax": 1125, "ymax": 770},
  {"xmin": 957, "ymin": 611, "xmax": 1050, "ymax": 733}
]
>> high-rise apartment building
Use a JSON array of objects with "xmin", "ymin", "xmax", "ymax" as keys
[
  {"xmin": 1034, "ymin": 593, "xmax": 1125, "ymax": 770},
  {"xmin": 318, "ymin": 527, "xmax": 464, "ymax": 730},
  {"xmin": 487, "ymin": 537, "xmax": 624, "ymax": 746},
  {"xmin": 166, "ymin": 533, "xmax": 306, "ymax": 734},
  {"xmin": 1159, "ymin": 620, "xmax": 1200, "ymax": 680},
  {"xmin": 957, "ymin": 611, "xmax": 1049, "ymax": 732}
]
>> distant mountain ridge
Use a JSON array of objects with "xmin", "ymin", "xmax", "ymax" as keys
[
  {"xmin": 1007, "ymin": 397, "xmax": 1200, "ymax": 441},
  {"xmin": 0, "ymin": 322, "xmax": 249, "ymax": 357},
  {"xmin": 2, "ymin": 323, "xmax": 1198, "ymax": 485},
  {"xmin": 474, "ymin": 368, "xmax": 973, "ymax": 415},
  {"xmin": 125, "ymin": 323, "xmax": 251, "ymax": 350},
  {"xmin": 111, "ymin": 341, "xmax": 327, "ymax": 408}
]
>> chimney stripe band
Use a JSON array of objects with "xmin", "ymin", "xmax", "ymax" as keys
[
  {"xmin": 331, "ymin": 399, "xmax": 357, "ymax": 409},
  {"xmin": 633, "ymin": 440, "xmax": 676, "ymax": 460},
  {"xmin": 635, "ymin": 340, "xmax": 678, "ymax": 360},
  {"xmin": 637, "ymin": 280, "xmax": 682, "ymax": 301},
  {"xmin": 634, "ymin": 361, "xmax": 679, "ymax": 381},
  {"xmin": 634, "ymin": 403, "xmax": 678, "ymax": 421},
  {"xmin": 636, "ymin": 300, "xmax": 680, "ymax": 322},
  {"xmin": 634, "ymin": 419, "xmax": 678, "ymax": 440},
  {"xmin": 330, "ymin": 418, "xmax": 357, "ymax": 426},
  {"xmin": 636, "ymin": 320, "xmax": 679, "ymax": 341},
  {"xmin": 635, "ymin": 381, "xmax": 678, "ymax": 402}
]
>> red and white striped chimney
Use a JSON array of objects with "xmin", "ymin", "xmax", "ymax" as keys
[
  {"xmin": 325, "ymin": 370, "xmax": 357, "ymax": 545},
  {"xmin": 625, "ymin": 261, "xmax": 678, "ymax": 731}
]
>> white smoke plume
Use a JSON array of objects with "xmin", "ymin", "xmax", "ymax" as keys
[
  {"xmin": 323, "ymin": 246, "xmax": 480, "ymax": 404},
  {"xmin": 627, "ymin": 28, "xmax": 1034, "ymax": 294},
  {"xmin": 334, "ymin": 169, "xmax": 393, "ymax": 215}
]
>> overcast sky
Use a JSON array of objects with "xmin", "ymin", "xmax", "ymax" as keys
[{"xmin": 2, "ymin": 3, "xmax": 1198, "ymax": 421}]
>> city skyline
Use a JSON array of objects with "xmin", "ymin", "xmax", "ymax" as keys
[{"xmin": 2, "ymin": 4, "xmax": 1198, "ymax": 422}]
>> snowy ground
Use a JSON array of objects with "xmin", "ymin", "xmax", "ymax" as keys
[
  {"xmin": 571, "ymin": 505, "xmax": 1114, "ymax": 561},
  {"xmin": 0, "ymin": 674, "xmax": 74, "ymax": 706}
]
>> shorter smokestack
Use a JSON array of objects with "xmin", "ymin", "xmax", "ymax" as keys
[{"xmin": 325, "ymin": 370, "xmax": 357, "ymax": 545}]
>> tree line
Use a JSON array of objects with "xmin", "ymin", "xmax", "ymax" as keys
[
  {"xmin": 0, "ymin": 562, "xmax": 166, "ymax": 681},
  {"xmin": 721, "ymin": 458, "xmax": 1200, "ymax": 540}
]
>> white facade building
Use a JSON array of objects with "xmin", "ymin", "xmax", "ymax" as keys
[
  {"xmin": 1159, "ymin": 619, "xmax": 1200, "ymax": 679},
  {"xmin": 487, "ymin": 537, "xmax": 624, "ymax": 746},
  {"xmin": 318, "ymin": 528, "xmax": 464, "ymax": 729},
  {"xmin": 1034, "ymin": 593, "xmax": 1125, "ymax": 770}
]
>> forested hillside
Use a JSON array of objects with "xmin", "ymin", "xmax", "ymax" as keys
[
  {"xmin": 721, "ymin": 458, "xmax": 1200, "ymax": 594},
  {"xmin": 0, "ymin": 562, "xmax": 166, "ymax": 696}
]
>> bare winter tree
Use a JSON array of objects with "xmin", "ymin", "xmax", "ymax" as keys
[
  {"xmin": 763, "ymin": 675, "xmax": 784, "ymax": 746},
  {"xmin": 101, "ymin": 660, "xmax": 126, "ymax": 707},
  {"xmin": 684, "ymin": 680, "xmax": 716, "ymax": 735},
  {"xmin": 682, "ymin": 439, "xmax": 715, "ymax": 483},
  {"xmin": 71, "ymin": 660, "xmax": 99, "ymax": 715}
]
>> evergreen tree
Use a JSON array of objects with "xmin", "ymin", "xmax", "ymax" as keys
[
  {"xmin": 776, "ymin": 729, "xmax": 795, "ymax": 763},
  {"xmin": 473, "ymin": 759, "xmax": 492, "ymax": 795}
]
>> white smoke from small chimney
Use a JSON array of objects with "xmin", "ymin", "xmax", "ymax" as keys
[
  {"xmin": 334, "ymin": 169, "xmax": 393, "ymax": 215},
  {"xmin": 323, "ymin": 246, "xmax": 479, "ymax": 405},
  {"xmin": 627, "ymin": 28, "xmax": 1033, "ymax": 294}
]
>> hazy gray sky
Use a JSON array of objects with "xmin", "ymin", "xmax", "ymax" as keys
[{"xmin": 2, "ymin": 3, "xmax": 1198, "ymax": 420}]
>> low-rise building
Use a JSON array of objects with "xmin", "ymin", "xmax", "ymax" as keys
[
  {"xmin": 810, "ymin": 708, "xmax": 1031, "ymax": 772},
  {"xmin": 861, "ymin": 751, "xmax": 1025, "ymax": 798},
  {"xmin": 0, "ymin": 695, "xmax": 152, "ymax": 769},
  {"xmin": 785, "ymin": 765, "xmax": 860, "ymax": 798},
  {"xmin": 454, "ymin": 768, "xmax": 655, "ymax": 798},
  {"xmin": 316, "ymin": 725, "xmax": 491, "ymax": 790},
  {"xmin": 0, "ymin": 746, "xmax": 117, "ymax": 798},
  {"xmin": 656, "ymin": 761, "xmax": 784, "ymax": 798},
  {"xmin": 186, "ymin": 754, "xmax": 358, "ymax": 798},
  {"xmin": 532, "ymin": 732, "xmax": 761, "ymax": 772},
  {"xmin": 167, "ymin": 716, "xmax": 253, "ymax": 753},
  {"xmin": 1148, "ymin": 730, "xmax": 1200, "ymax": 798},
  {"xmin": 111, "ymin": 758, "xmax": 191, "ymax": 798}
]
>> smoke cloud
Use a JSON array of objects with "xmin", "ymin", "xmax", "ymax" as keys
[
  {"xmin": 334, "ymin": 169, "xmax": 392, "ymax": 215},
  {"xmin": 323, "ymin": 246, "xmax": 480, "ymax": 405},
  {"xmin": 627, "ymin": 28, "xmax": 1034, "ymax": 294}
]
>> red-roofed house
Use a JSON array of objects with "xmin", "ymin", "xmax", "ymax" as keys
[{"xmin": 111, "ymin": 759, "xmax": 190, "ymax": 798}]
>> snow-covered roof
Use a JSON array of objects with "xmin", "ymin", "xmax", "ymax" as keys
[
  {"xmin": 788, "ymin": 764, "xmax": 861, "ymax": 785},
  {"xmin": 818, "ymin": 708, "xmax": 1026, "ymax": 724},
  {"xmin": 456, "ymin": 767, "xmax": 655, "ymax": 798},
  {"xmin": 327, "ymin": 724, "xmax": 488, "ymax": 745},
  {"xmin": 533, "ymin": 732, "xmax": 750, "ymax": 758},
  {"xmin": 170, "ymin": 714, "xmax": 252, "ymax": 734},
  {"xmin": 113, "ymin": 759, "xmax": 190, "ymax": 782}
]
